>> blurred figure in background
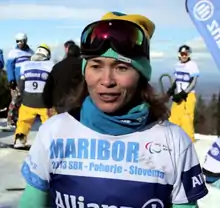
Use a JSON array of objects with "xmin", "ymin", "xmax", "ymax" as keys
[
  {"xmin": 5, "ymin": 33, "xmax": 34, "ymax": 130},
  {"xmin": 14, "ymin": 44, "xmax": 53, "ymax": 148},
  {"xmin": 0, "ymin": 49, "xmax": 4, "ymax": 70},
  {"xmin": 0, "ymin": 49, "xmax": 11, "ymax": 117},
  {"xmin": 167, "ymin": 45, "xmax": 199, "ymax": 142},
  {"xmin": 203, "ymin": 138, "xmax": 220, "ymax": 189},
  {"xmin": 64, "ymin": 40, "xmax": 75, "ymax": 57},
  {"xmin": 43, "ymin": 41, "xmax": 82, "ymax": 114}
]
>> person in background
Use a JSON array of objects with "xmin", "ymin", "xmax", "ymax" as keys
[
  {"xmin": 167, "ymin": 45, "xmax": 199, "ymax": 142},
  {"xmin": 0, "ymin": 49, "xmax": 4, "ymax": 70},
  {"xmin": 42, "ymin": 41, "xmax": 82, "ymax": 114},
  {"xmin": 19, "ymin": 12, "xmax": 207, "ymax": 208},
  {"xmin": 203, "ymin": 138, "xmax": 220, "ymax": 189},
  {"xmin": 14, "ymin": 44, "xmax": 54, "ymax": 148},
  {"xmin": 0, "ymin": 50, "xmax": 10, "ymax": 116},
  {"xmin": 64, "ymin": 40, "xmax": 75, "ymax": 57},
  {"xmin": 5, "ymin": 33, "xmax": 34, "ymax": 130}
]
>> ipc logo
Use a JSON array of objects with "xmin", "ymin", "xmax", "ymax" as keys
[{"xmin": 193, "ymin": 0, "xmax": 214, "ymax": 21}]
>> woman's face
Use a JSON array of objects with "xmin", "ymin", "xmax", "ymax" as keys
[{"xmin": 85, "ymin": 57, "xmax": 140, "ymax": 113}]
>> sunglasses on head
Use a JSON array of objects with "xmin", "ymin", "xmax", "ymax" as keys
[{"xmin": 80, "ymin": 19, "xmax": 150, "ymax": 59}]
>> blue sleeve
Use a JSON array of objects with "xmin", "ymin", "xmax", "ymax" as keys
[
  {"xmin": 0, "ymin": 49, "xmax": 4, "ymax": 69},
  {"xmin": 6, "ymin": 56, "xmax": 15, "ymax": 82},
  {"xmin": 21, "ymin": 128, "xmax": 50, "ymax": 192},
  {"xmin": 171, "ymin": 141, "xmax": 208, "ymax": 203}
]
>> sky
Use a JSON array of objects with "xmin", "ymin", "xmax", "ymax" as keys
[{"xmin": 1, "ymin": 0, "xmax": 220, "ymax": 82}]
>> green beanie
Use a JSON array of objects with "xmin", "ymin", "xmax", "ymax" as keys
[{"xmin": 82, "ymin": 48, "xmax": 152, "ymax": 81}]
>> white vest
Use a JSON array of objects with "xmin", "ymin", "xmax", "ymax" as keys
[
  {"xmin": 20, "ymin": 60, "xmax": 54, "ymax": 93},
  {"xmin": 174, "ymin": 60, "xmax": 200, "ymax": 93},
  {"xmin": 21, "ymin": 113, "xmax": 207, "ymax": 207},
  {"xmin": 203, "ymin": 138, "xmax": 220, "ymax": 174}
]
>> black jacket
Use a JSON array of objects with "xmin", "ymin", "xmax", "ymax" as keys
[{"xmin": 43, "ymin": 56, "xmax": 83, "ymax": 113}]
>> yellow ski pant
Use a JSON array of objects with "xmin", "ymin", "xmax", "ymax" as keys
[
  {"xmin": 15, "ymin": 104, "xmax": 49, "ymax": 136},
  {"xmin": 169, "ymin": 92, "xmax": 196, "ymax": 142}
]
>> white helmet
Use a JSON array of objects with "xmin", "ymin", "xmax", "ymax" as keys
[{"xmin": 15, "ymin": 33, "xmax": 28, "ymax": 41}]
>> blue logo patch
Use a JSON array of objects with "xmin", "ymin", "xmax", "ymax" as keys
[{"xmin": 112, "ymin": 11, "xmax": 127, "ymax": 16}]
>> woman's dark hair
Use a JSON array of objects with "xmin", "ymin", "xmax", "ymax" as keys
[
  {"xmin": 65, "ymin": 75, "xmax": 170, "ymax": 122},
  {"xmin": 64, "ymin": 40, "xmax": 75, "ymax": 48},
  {"xmin": 67, "ymin": 44, "xmax": 80, "ymax": 58}
]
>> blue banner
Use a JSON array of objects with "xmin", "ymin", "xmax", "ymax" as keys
[{"xmin": 186, "ymin": 0, "xmax": 220, "ymax": 70}]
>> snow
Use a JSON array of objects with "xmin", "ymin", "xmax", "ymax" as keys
[
  {"xmin": 0, "ymin": 121, "xmax": 219, "ymax": 207},
  {"xmin": 0, "ymin": 119, "xmax": 40, "ymax": 208}
]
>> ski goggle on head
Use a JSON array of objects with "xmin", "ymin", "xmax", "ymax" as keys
[
  {"xmin": 16, "ymin": 40, "xmax": 25, "ymax": 44},
  {"xmin": 179, "ymin": 51, "xmax": 191, "ymax": 58},
  {"xmin": 180, "ymin": 52, "xmax": 189, "ymax": 56},
  {"xmin": 80, "ymin": 20, "xmax": 150, "ymax": 59}
]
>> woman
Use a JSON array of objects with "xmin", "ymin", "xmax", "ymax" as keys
[{"xmin": 19, "ymin": 12, "xmax": 208, "ymax": 208}]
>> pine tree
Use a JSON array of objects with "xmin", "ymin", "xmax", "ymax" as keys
[
  {"xmin": 207, "ymin": 93, "xmax": 218, "ymax": 134},
  {"xmin": 194, "ymin": 95, "xmax": 206, "ymax": 134}
]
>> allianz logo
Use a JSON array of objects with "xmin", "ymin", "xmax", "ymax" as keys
[
  {"xmin": 25, "ymin": 72, "xmax": 41, "ymax": 77},
  {"xmin": 56, "ymin": 192, "xmax": 164, "ymax": 208}
]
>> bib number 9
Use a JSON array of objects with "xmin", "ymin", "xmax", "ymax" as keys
[{"xmin": 32, "ymin": 81, "xmax": 38, "ymax": 90}]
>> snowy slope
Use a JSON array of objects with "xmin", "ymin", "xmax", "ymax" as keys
[
  {"xmin": 0, "ymin": 119, "xmax": 40, "ymax": 208},
  {"xmin": 0, "ymin": 127, "xmax": 219, "ymax": 207}
]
